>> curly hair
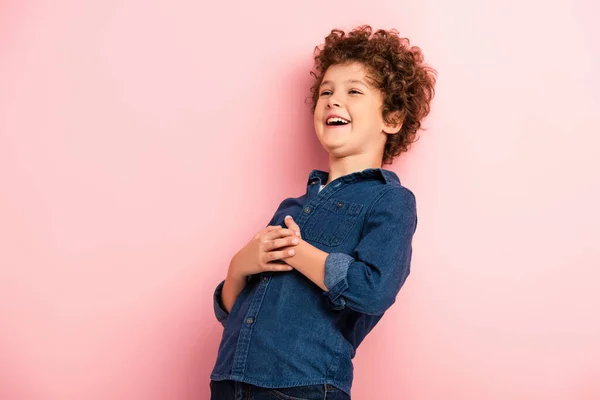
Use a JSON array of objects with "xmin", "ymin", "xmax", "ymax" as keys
[{"xmin": 309, "ymin": 25, "xmax": 437, "ymax": 165}]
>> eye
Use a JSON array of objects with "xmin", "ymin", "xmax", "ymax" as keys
[
  {"xmin": 349, "ymin": 89, "xmax": 362, "ymax": 95},
  {"xmin": 319, "ymin": 90, "xmax": 332, "ymax": 96}
]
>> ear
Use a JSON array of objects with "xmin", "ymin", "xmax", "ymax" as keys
[{"xmin": 382, "ymin": 111, "xmax": 404, "ymax": 134}]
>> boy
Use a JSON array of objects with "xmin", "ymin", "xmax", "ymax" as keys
[{"xmin": 210, "ymin": 25, "xmax": 436, "ymax": 399}]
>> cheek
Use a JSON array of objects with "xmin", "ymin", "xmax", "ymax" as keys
[
  {"xmin": 365, "ymin": 109, "xmax": 383, "ymax": 126},
  {"xmin": 313, "ymin": 113, "xmax": 322, "ymax": 132},
  {"xmin": 313, "ymin": 106, "xmax": 324, "ymax": 123}
]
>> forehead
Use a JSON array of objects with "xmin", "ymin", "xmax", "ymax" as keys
[{"xmin": 321, "ymin": 62, "xmax": 370, "ymax": 84}]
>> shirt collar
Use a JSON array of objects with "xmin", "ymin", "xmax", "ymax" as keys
[{"xmin": 307, "ymin": 167, "xmax": 400, "ymax": 186}]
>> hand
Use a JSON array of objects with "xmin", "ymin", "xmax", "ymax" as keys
[
  {"xmin": 283, "ymin": 215, "xmax": 302, "ymax": 239},
  {"xmin": 229, "ymin": 224, "xmax": 300, "ymax": 279}
]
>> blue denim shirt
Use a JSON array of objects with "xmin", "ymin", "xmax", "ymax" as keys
[{"xmin": 210, "ymin": 168, "xmax": 417, "ymax": 396}]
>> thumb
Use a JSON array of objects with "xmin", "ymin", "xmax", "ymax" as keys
[{"xmin": 284, "ymin": 215, "xmax": 301, "ymax": 237}]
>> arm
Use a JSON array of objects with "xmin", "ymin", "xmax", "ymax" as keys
[
  {"xmin": 212, "ymin": 253, "xmax": 252, "ymax": 328},
  {"xmin": 220, "ymin": 254, "xmax": 249, "ymax": 313},
  {"xmin": 286, "ymin": 187, "xmax": 417, "ymax": 315},
  {"xmin": 283, "ymin": 239, "xmax": 329, "ymax": 291},
  {"xmin": 213, "ymin": 214, "xmax": 269, "ymax": 326},
  {"xmin": 213, "ymin": 201, "xmax": 291, "ymax": 327}
]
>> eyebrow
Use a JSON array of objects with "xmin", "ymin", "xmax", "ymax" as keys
[{"xmin": 320, "ymin": 79, "xmax": 369, "ymax": 88}]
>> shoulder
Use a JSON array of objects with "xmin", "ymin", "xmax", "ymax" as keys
[
  {"xmin": 356, "ymin": 184, "xmax": 418, "ymax": 240},
  {"xmin": 367, "ymin": 184, "xmax": 416, "ymax": 216},
  {"xmin": 276, "ymin": 193, "xmax": 306, "ymax": 208}
]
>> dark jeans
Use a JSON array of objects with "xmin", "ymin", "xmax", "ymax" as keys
[{"xmin": 210, "ymin": 379, "xmax": 351, "ymax": 400}]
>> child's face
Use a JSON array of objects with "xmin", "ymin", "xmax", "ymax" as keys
[{"xmin": 313, "ymin": 62, "xmax": 399, "ymax": 160}]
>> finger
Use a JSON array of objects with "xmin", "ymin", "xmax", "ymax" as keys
[
  {"xmin": 263, "ymin": 248, "xmax": 296, "ymax": 263},
  {"xmin": 257, "ymin": 225, "xmax": 280, "ymax": 240},
  {"xmin": 264, "ymin": 227, "xmax": 296, "ymax": 240},
  {"xmin": 266, "ymin": 236, "xmax": 300, "ymax": 251},
  {"xmin": 256, "ymin": 225, "xmax": 276, "ymax": 239},
  {"xmin": 284, "ymin": 215, "xmax": 301, "ymax": 237},
  {"xmin": 270, "ymin": 263, "xmax": 294, "ymax": 272}
]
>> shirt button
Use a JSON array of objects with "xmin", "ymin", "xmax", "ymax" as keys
[
  {"xmin": 337, "ymin": 201, "xmax": 344, "ymax": 208},
  {"xmin": 263, "ymin": 275, "xmax": 269, "ymax": 282},
  {"xmin": 246, "ymin": 317, "xmax": 254, "ymax": 324},
  {"xmin": 310, "ymin": 181, "xmax": 317, "ymax": 185},
  {"xmin": 304, "ymin": 207, "xmax": 311, "ymax": 213}
]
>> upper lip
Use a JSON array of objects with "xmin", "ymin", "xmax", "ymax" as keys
[{"xmin": 325, "ymin": 114, "xmax": 351, "ymax": 124}]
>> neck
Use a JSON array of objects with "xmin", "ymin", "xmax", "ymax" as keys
[{"xmin": 325, "ymin": 154, "xmax": 383, "ymax": 185}]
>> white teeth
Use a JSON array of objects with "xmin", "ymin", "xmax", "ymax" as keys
[{"xmin": 326, "ymin": 117, "xmax": 350, "ymax": 124}]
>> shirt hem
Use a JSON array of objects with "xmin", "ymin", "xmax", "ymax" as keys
[{"xmin": 209, "ymin": 373, "xmax": 351, "ymax": 397}]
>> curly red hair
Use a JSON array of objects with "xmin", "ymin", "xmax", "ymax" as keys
[{"xmin": 309, "ymin": 25, "xmax": 437, "ymax": 165}]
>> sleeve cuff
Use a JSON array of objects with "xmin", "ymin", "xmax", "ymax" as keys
[
  {"xmin": 213, "ymin": 279, "xmax": 229, "ymax": 327},
  {"xmin": 322, "ymin": 252, "xmax": 354, "ymax": 310}
]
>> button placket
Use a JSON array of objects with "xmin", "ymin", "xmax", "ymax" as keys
[{"xmin": 231, "ymin": 259, "xmax": 274, "ymax": 375}]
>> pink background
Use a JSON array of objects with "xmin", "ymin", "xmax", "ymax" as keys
[{"xmin": 1, "ymin": 0, "xmax": 599, "ymax": 399}]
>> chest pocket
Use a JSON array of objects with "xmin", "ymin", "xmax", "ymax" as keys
[{"xmin": 301, "ymin": 198, "xmax": 364, "ymax": 247}]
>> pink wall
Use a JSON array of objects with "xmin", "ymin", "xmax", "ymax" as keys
[{"xmin": 1, "ymin": 0, "xmax": 599, "ymax": 399}]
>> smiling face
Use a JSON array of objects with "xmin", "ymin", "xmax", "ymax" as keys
[{"xmin": 313, "ymin": 62, "xmax": 401, "ymax": 164}]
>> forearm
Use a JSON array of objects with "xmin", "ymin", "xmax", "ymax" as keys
[
  {"xmin": 285, "ymin": 240, "xmax": 329, "ymax": 292},
  {"xmin": 221, "ymin": 239, "xmax": 331, "ymax": 312},
  {"xmin": 221, "ymin": 255, "xmax": 248, "ymax": 313}
]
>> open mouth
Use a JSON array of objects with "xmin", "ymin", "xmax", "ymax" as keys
[{"xmin": 325, "ymin": 117, "xmax": 351, "ymax": 126}]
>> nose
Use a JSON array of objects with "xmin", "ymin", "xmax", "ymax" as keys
[{"xmin": 327, "ymin": 96, "xmax": 341, "ymax": 108}]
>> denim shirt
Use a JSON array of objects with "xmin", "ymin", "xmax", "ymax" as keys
[{"xmin": 210, "ymin": 167, "xmax": 417, "ymax": 396}]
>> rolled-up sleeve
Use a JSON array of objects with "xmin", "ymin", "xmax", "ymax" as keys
[
  {"xmin": 213, "ymin": 279, "xmax": 229, "ymax": 327},
  {"xmin": 322, "ymin": 186, "xmax": 417, "ymax": 315}
]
